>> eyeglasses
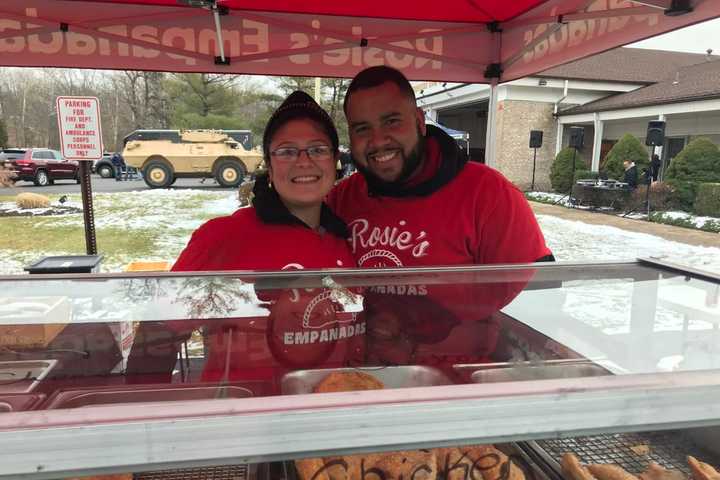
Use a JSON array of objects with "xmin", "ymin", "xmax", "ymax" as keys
[{"xmin": 270, "ymin": 145, "xmax": 333, "ymax": 162}]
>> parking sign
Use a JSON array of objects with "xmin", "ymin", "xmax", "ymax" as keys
[{"xmin": 56, "ymin": 96, "xmax": 103, "ymax": 161}]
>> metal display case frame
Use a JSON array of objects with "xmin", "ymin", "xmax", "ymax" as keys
[{"xmin": 0, "ymin": 259, "xmax": 717, "ymax": 479}]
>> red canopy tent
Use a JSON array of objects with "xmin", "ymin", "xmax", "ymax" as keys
[
  {"xmin": 1, "ymin": 0, "xmax": 718, "ymax": 83},
  {"xmin": 2, "ymin": 0, "xmax": 718, "ymax": 160}
]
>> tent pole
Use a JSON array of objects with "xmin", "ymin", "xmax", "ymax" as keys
[
  {"xmin": 212, "ymin": 6, "xmax": 226, "ymax": 63},
  {"xmin": 485, "ymin": 79, "xmax": 499, "ymax": 168}
]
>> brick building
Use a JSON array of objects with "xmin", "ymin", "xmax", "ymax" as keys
[{"xmin": 417, "ymin": 47, "xmax": 719, "ymax": 190}]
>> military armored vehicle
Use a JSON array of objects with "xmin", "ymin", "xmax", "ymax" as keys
[{"xmin": 122, "ymin": 129, "xmax": 263, "ymax": 188}]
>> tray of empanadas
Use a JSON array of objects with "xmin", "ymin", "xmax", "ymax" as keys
[
  {"xmin": 524, "ymin": 430, "xmax": 720, "ymax": 479},
  {"xmin": 292, "ymin": 444, "xmax": 531, "ymax": 480},
  {"xmin": 281, "ymin": 366, "xmax": 452, "ymax": 395}
]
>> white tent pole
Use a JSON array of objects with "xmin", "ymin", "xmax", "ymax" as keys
[
  {"xmin": 555, "ymin": 121, "xmax": 564, "ymax": 157},
  {"xmin": 591, "ymin": 113, "xmax": 604, "ymax": 172},
  {"xmin": 212, "ymin": 5, "xmax": 226, "ymax": 63},
  {"xmin": 485, "ymin": 79, "xmax": 499, "ymax": 168}
]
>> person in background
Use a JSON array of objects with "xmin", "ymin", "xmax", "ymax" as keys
[
  {"xmin": 127, "ymin": 91, "xmax": 362, "ymax": 386},
  {"xmin": 650, "ymin": 154, "xmax": 662, "ymax": 182},
  {"xmin": 110, "ymin": 152, "xmax": 125, "ymax": 181},
  {"xmin": 338, "ymin": 145, "xmax": 354, "ymax": 178},
  {"xmin": 623, "ymin": 160, "xmax": 638, "ymax": 188}
]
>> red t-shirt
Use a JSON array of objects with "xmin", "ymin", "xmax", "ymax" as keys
[
  {"xmin": 171, "ymin": 207, "xmax": 363, "ymax": 383},
  {"xmin": 327, "ymin": 152, "xmax": 551, "ymax": 368}
]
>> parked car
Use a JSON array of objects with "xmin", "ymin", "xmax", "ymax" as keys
[
  {"xmin": 0, "ymin": 148, "xmax": 80, "ymax": 186},
  {"xmin": 93, "ymin": 153, "xmax": 115, "ymax": 178}
]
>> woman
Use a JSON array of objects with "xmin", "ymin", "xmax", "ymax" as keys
[
  {"xmin": 173, "ymin": 91, "xmax": 353, "ymax": 271},
  {"xmin": 130, "ymin": 92, "xmax": 362, "ymax": 386}
]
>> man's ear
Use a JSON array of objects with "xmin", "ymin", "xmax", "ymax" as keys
[{"xmin": 415, "ymin": 107, "xmax": 427, "ymax": 136}]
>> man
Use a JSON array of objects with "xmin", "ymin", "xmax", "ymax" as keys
[
  {"xmin": 329, "ymin": 66, "xmax": 552, "ymax": 269},
  {"xmin": 327, "ymin": 66, "xmax": 553, "ymax": 367},
  {"xmin": 111, "ymin": 152, "xmax": 125, "ymax": 181},
  {"xmin": 623, "ymin": 160, "xmax": 638, "ymax": 189}
]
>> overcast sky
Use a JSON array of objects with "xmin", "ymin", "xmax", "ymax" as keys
[{"xmin": 630, "ymin": 18, "xmax": 720, "ymax": 54}]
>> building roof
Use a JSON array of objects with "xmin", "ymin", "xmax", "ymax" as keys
[
  {"xmin": 538, "ymin": 47, "xmax": 714, "ymax": 84},
  {"xmin": 560, "ymin": 58, "xmax": 720, "ymax": 115}
]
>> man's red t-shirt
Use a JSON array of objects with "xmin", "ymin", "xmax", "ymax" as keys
[{"xmin": 327, "ymin": 142, "xmax": 551, "ymax": 367}]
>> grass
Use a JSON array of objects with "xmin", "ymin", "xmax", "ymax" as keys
[
  {"xmin": 525, "ymin": 192, "xmax": 564, "ymax": 206},
  {"xmin": 649, "ymin": 212, "xmax": 720, "ymax": 233},
  {"xmin": 0, "ymin": 189, "xmax": 238, "ymax": 274},
  {"xmin": 1, "ymin": 216, "xmax": 158, "ymax": 264},
  {"xmin": 526, "ymin": 192, "xmax": 720, "ymax": 233}
]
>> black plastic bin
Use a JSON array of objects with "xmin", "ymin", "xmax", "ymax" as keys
[{"xmin": 24, "ymin": 255, "xmax": 103, "ymax": 274}]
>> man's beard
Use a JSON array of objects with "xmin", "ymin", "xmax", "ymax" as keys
[{"xmin": 355, "ymin": 128, "xmax": 426, "ymax": 187}]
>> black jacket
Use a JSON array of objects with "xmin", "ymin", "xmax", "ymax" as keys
[{"xmin": 624, "ymin": 165, "xmax": 638, "ymax": 188}]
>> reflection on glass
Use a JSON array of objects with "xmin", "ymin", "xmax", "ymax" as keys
[{"xmin": 0, "ymin": 262, "xmax": 716, "ymax": 414}]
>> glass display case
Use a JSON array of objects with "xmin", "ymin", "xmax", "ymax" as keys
[{"xmin": 0, "ymin": 259, "xmax": 718, "ymax": 480}]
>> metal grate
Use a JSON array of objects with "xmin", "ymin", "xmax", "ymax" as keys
[
  {"xmin": 534, "ymin": 431, "xmax": 717, "ymax": 475},
  {"xmin": 135, "ymin": 464, "xmax": 253, "ymax": 480}
]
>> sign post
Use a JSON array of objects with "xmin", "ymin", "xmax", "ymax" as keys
[{"xmin": 56, "ymin": 96, "xmax": 103, "ymax": 256}]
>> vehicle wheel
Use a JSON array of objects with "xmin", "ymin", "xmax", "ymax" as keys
[
  {"xmin": 215, "ymin": 160, "xmax": 246, "ymax": 188},
  {"xmin": 34, "ymin": 170, "xmax": 50, "ymax": 187},
  {"xmin": 97, "ymin": 165, "xmax": 113, "ymax": 178},
  {"xmin": 143, "ymin": 160, "xmax": 174, "ymax": 188}
]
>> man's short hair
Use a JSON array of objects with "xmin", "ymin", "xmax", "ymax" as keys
[{"xmin": 344, "ymin": 66, "xmax": 416, "ymax": 114}]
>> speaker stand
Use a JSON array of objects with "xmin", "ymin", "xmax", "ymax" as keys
[
  {"xmin": 568, "ymin": 146, "xmax": 578, "ymax": 208},
  {"xmin": 552, "ymin": 146, "xmax": 579, "ymax": 208},
  {"xmin": 645, "ymin": 145, "xmax": 656, "ymax": 218},
  {"xmin": 530, "ymin": 147, "xmax": 538, "ymax": 191}
]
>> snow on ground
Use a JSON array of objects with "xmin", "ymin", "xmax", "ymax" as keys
[
  {"xmin": 514, "ymin": 214, "xmax": 720, "ymax": 369},
  {"xmin": 537, "ymin": 214, "xmax": 720, "ymax": 273},
  {"xmin": 1, "ymin": 188, "xmax": 718, "ymax": 275}
]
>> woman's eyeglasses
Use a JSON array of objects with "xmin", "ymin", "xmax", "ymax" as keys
[{"xmin": 270, "ymin": 145, "xmax": 333, "ymax": 162}]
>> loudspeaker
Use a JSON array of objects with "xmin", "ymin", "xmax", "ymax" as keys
[
  {"xmin": 569, "ymin": 126, "xmax": 584, "ymax": 149},
  {"xmin": 646, "ymin": 120, "xmax": 666, "ymax": 146},
  {"xmin": 529, "ymin": 130, "xmax": 543, "ymax": 148}
]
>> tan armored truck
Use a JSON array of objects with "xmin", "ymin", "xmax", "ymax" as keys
[{"xmin": 122, "ymin": 129, "xmax": 263, "ymax": 188}]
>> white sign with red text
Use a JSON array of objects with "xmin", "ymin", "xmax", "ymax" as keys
[{"xmin": 56, "ymin": 96, "xmax": 103, "ymax": 161}]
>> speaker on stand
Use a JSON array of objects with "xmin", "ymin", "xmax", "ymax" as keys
[
  {"xmin": 644, "ymin": 120, "xmax": 666, "ymax": 217},
  {"xmin": 529, "ymin": 130, "xmax": 543, "ymax": 191}
]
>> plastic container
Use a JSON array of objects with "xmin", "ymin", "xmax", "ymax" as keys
[{"xmin": 25, "ymin": 255, "xmax": 102, "ymax": 274}]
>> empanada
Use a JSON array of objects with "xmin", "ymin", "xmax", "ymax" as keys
[
  {"xmin": 639, "ymin": 462, "xmax": 686, "ymax": 480},
  {"xmin": 562, "ymin": 453, "xmax": 596, "ymax": 480},
  {"xmin": 588, "ymin": 464, "xmax": 639, "ymax": 480},
  {"xmin": 688, "ymin": 456, "xmax": 720, "ymax": 480}
]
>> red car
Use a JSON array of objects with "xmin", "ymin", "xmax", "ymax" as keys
[{"xmin": 0, "ymin": 148, "xmax": 80, "ymax": 186}]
